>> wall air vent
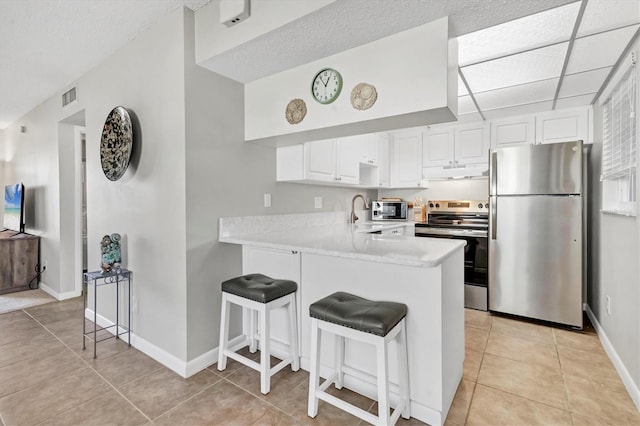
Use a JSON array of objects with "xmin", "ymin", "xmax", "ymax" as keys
[
  {"xmin": 62, "ymin": 87, "xmax": 77, "ymax": 107},
  {"xmin": 219, "ymin": 0, "xmax": 250, "ymax": 27}
]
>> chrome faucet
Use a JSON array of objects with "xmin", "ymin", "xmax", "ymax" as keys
[{"xmin": 349, "ymin": 194, "xmax": 370, "ymax": 223}]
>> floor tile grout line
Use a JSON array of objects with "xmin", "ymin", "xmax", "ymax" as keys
[
  {"xmin": 221, "ymin": 377, "xmax": 300, "ymax": 422},
  {"xmin": 148, "ymin": 374, "xmax": 224, "ymax": 421},
  {"xmin": 464, "ymin": 317, "xmax": 492, "ymax": 425},
  {"xmin": 21, "ymin": 308, "xmax": 155, "ymax": 424}
]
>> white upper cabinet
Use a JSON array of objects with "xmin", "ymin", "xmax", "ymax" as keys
[
  {"xmin": 390, "ymin": 128, "xmax": 425, "ymax": 188},
  {"xmin": 335, "ymin": 138, "xmax": 361, "ymax": 184},
  {"xmin": 490, "ymin": 116, "xmax": 535, "ymax": 148},
  {"xmin": 305, "ymin": 139, "xmax": 336, "ymax": 182},
  {"xmin": 423, "ymin": 128, "xmax": 454, "ymax": 167},
  {"xmin": 454, "ymin": 123, "xmax": 490, "ymax": 165},
  {"xmin": 377, "ymin": 134, "xmax": 390, "ymax": 187},
  {"xmin": 535, "ymin": 107, "xmax": 589, "ymax": 144}
]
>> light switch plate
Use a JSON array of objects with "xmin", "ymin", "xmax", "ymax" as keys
[
  {"xmin": 264, "ymin": 193, "xmax": 271, "ymax": 208},
  {"xmin": 314, "ymin": 196, "xmax": 323, "ymax": 209}
]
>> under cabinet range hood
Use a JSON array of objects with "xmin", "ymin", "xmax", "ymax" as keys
[{"xmin": 423, "ymin": 164, "xmax": 489, "ymax": 179}]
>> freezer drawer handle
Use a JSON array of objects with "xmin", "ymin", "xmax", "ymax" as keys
[{"xmin": 491, "ymin": 197, "xmax": 497, "ymax": 240}]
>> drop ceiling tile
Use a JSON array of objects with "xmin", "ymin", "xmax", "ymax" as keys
[
  {"xmin": 559, "ymin": 67, "xmax": 612, "ymax": 98},
  {"xmin": 483, "ymin": 101, "xmax": 554, "ymax": 121},
  {"xmin": 458, "ymin": 2, "xmax": 580, "ymax": 66},
  {"xmin": 458, "ymin": 95, "xmax": 477, "ymax": 115},
  {"xmin": 475, "ymin": 78, "xmax": 558, "ymax": 111},
  {"xmin": 555, "ymin": 93, "xmax": 596, "ymax": 109},
  {"xmin": 462, "ymin": 43, "xmax": 568, "ymax": 93},
  {"xmin": 566, "ymin": 25, "xmax": 639, "ymax": 74},
  {"xmin": 458, "ymin": 74, "xmax": 469, "ymax": 96},
  {"xmin": 577, "ymin": 0, "xmax": 640, "ymax": 37}
]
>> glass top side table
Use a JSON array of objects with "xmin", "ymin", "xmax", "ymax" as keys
[{"xmin": 83, "ymin": 269, "xmax": 132, "ymax": 358}]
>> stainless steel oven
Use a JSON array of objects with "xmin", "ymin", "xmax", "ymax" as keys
[{"xmin": 415, "ymin": 200, "xmax": 489, "ymax": 311}]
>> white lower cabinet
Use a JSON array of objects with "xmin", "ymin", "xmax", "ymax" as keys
[{"xmin": 241, "ymin": 246, "xmax": 301, "ymax": 356}]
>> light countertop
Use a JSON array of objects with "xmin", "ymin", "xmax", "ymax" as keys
[{"xmin": 219, "ymin": 218, "xmax": 465, "ymax": 268}]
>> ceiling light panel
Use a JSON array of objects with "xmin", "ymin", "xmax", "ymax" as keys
[
  {"xmin": 458, "ymin": 95, "xmax": 477, "ymax": 115},
  {"xmin": 458, "ymin": 74, "xmax": 469, "ymax": 96},
  {"xmin": 475, "ymin": 78, "xmax": 558, "ymax": 111},
  {"xmin": 566, "ymin": 25, "xmax": 639, "ymax": 74},
  {"xmin": 462, "ymin": 43, "xmax": 568, "ymax": 93},
  {"xmin": 577, "ymin": 0, "xmax": 640, "ymax": 37},
  {"xmin": 559, "ymin": 67, "xmax": 612, "ymax": 98},
  {"xmin": 555, "ymin": 93, "xmax": 597, "ymax": 109},
  {"xmin": 457, "ymin": 2, "xmax": 580, "ymax": 66}
]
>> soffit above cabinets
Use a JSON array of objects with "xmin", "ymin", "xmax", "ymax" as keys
[{"xmin": 457, "ymin": 0, "xmax": 640, "ymax": 121}]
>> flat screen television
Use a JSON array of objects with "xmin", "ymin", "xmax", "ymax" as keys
[{"xmin": 3, "ymin": 183, "xmax": 25, "ymax": 233}]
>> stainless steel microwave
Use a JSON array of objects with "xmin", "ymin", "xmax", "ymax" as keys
[{"xmin": 371, "ymin": 201, "xmax": 408, "ymax": 221}]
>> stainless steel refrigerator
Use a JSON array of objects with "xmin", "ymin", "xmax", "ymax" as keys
[{"xmin": 489, "ymin": 140, "xmax": 583, "ymax": 328}]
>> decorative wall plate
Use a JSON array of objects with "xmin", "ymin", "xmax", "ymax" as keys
[
  {"xmin": 350, "ymin": 83, "xmax": 378, "ymax": 110},
  {"xmin": 100, "ymin": 106, "xmax": 133, "ymax": 181},
  {"xmin": 285, "ymin": 98, "xmax": 307, "ymax": 124}
]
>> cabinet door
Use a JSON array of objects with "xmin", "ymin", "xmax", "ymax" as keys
[
  {"xmin": 490, "ymin": 116, "xmax": 535, "ymax": 148},
  {"xmin": 242, "ymin": 246, "xmax": 302, "ymax": 352},
  {"xmin": 423, "ymin": 127, "xmax": 454, "ymax": 167},
  {"xmin": 335, "ymin": 138, "xmax": 361, "ymax": 184},
  {"xmin": 455, "ymin": 123, "xmax": 490, "ymax": 165},
  {"xmin": 390, "ymin": 129, "xmax": 424, "ymax": 188},
  {"xmin": 376, "ymin": 134, "xmax": 390, "ymax": 187},
  {"xmin": 304, "ymin": 139, "xmax": 335, "ymax": 182},
  {"xmin": 535, "ymin": 107, "xmax": 589, "ymax": 144}
]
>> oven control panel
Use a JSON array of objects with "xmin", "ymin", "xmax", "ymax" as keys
[{"xmin": 427, "ymin": 200, "xmax": 489, "ymax": 214}]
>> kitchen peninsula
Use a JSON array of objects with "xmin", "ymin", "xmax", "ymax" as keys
[{"xmin": 219, "ymin": 212, "xmax": 465, "ymax": 426}]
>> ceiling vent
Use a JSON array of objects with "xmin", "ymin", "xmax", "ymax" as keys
[
  {"xmin": 219, "ymin": 0, "xmax": 250, "ymax": 27},
  {"xmin": 62, "ymin": 86, "xmax": 77, "ymax": 107}
]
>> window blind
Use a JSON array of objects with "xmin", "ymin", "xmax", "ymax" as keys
[{"xmin": 601, "ymin": 59, "xmax": 636, "ymax": 181}]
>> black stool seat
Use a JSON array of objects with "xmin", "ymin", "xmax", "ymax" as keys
[
  {"xmin": 309, "ymin": 292, "xmax": 407, "ymax": 337},
  {"xmin": 222, "ymin": 274, "xmax": 297, "ymax": 303}
]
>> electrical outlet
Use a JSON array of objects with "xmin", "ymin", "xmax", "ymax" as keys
[
  {"xmin": 42, "ymin": 260, "xmax": 47, "ymax": 273},
  {"xmin": 264, "ymin": 193, "xmax": 271, "ymax": 208},
  {"xmin": 314, "ymin": 196, "xmax": 323, "ymax": 209},
  {"xmin": 606, "ymin": 296, "xmax": 611, "ymax": 316}
]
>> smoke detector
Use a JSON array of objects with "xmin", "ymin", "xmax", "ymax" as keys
[{"xmin": 219, "ymin": 0, "xmax": 250, "ymax": 27}]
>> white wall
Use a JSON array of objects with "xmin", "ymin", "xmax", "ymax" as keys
[{"xmin": 588, "ymin": 37, "xmax": 640, "ymax": 408}]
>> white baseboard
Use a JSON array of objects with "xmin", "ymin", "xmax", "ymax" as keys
[
  {"xmin": 40, "ymin": 282, "xmax": 81, "ymax": 300},
  {"xmin": 585, "ymin": 304, "xmax": 640, "ymax": 412},
  {"xmin": 84, "ymin": 308, "xmax": 242, "ymax": 378}
]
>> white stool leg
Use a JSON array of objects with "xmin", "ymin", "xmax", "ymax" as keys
[
  {"xmin": 308, "ymin": 318, "xmax": 321, "ymax": 418},
  {"xmin": 259, "ymin": 304, "xmax": 271, "ymax": 394},
  {"xmin": 398, "ymin": 320, "xmax": 411, "ymax": 419},
  {"xmin": 287, "ymin": 294, "xmax": 300, "ymax": 371},
  {"xmin": 217, "ymin": 293, "xmax": 230, "ymax": 371},
  {"xmin": 335, "ymin": 335, "xmax": 345, "ymax": 389},
  {"xmin": 249, "ymin": 309, "xmax": 258, "ymax": 353},
  {"xmin": 376, "ymin": 337, "xmax": 391, "ymax": 426}
]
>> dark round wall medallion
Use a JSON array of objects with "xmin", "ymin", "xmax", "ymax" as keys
[{"xmin": 100, "ymin": 106, "xmax": 133, "ymax": 181}]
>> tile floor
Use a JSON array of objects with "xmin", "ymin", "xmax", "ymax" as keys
[{"xmin": 0, "ymin": 297, "xmax": 638, "ymax": 425}]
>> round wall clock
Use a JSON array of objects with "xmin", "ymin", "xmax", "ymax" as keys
[
  {"xmin": 311, "ymin": 68, "xmax": 343, "ymax": 104},
  {"xmin": 100, "ymin": 106, "xmax": 133, "ymax": 181}
]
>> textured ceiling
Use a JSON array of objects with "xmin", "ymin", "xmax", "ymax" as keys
[
  {"xmin": 202, "ymin": 0, "xmax": 577, "ymax": 83},
  {"xmin": 0, "ymin": 0, "xmax": 584, "ymax": 129},
  {"xmin": 0, "ymin": 0, "xmax": 210, "ymax": 129}
]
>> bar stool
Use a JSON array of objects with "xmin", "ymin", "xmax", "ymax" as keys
[
  {"xmin": 308, "ymin": 292, "xmax": 410, "ymax": 426},
  {"xmin": 217, "ymin": 273, "xmax": 300, "ymax": 394}
]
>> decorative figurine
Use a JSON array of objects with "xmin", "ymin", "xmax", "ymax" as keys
[{"xmin": 101, "ymin": 233, "xmax": 122, "ymax": 273}]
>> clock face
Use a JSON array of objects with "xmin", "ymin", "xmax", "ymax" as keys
[{"xmin": 312, "ymin": 68, "xmax": 343, "ymax": 104}]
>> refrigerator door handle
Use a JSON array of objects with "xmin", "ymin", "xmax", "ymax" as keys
[
  {"xmin": 490, "ymin": 196, "xmax": 497, "ymax": 240},
  {"xmin": 490, "ymin": 151, "xmax": 497, "ymax": 195}
]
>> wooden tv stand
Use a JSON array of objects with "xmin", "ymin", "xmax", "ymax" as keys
[{"xmin": 0, "ymin": 230, "xmax": 40, "ymax": 295}]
